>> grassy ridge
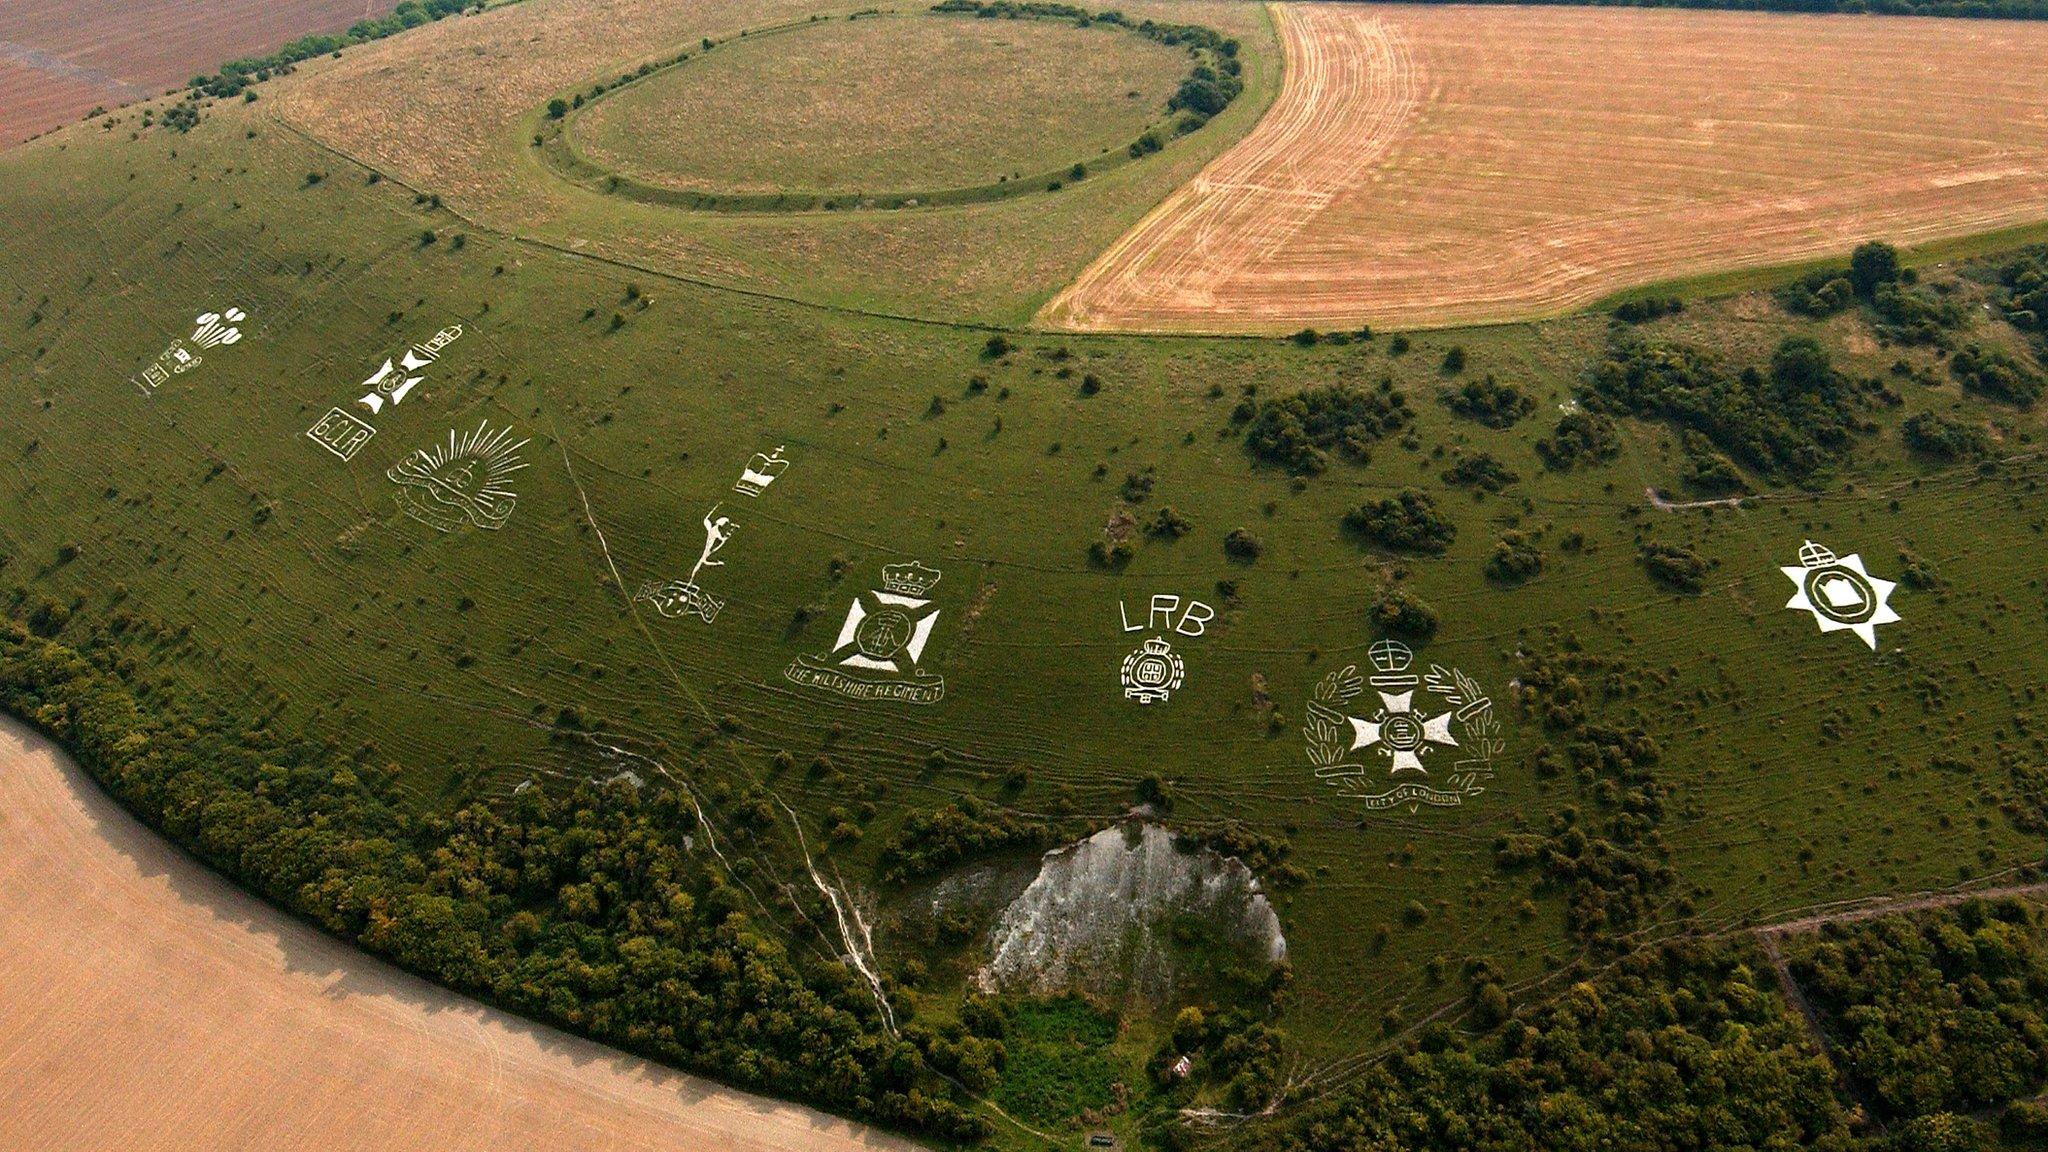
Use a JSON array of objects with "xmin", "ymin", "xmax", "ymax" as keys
[{"xmin": 6, "ymin": 26, "xmax": 2048, "ymax": 1148}]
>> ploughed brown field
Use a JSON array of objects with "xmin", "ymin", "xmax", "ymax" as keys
[
  {"xmin": 0, "ymin": 0, "xmax": 374, "ymax": 145},
  {"xmin": 1043, "ymin": 2, "xmax": 2048, "ymax": 333},
  {"xmin": 0, "ymin": 718, "xmax": 917, "ymax": 1152}
]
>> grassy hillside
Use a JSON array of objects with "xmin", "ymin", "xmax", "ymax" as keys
[{"xmin": 6, "ymin": 11, "xmax": 2048, "ymax": 1149}]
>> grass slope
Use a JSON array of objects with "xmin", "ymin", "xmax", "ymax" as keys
[
  {"xmin": 568, "ymin": 13, "xmax": 1189, "ymax": 196},
  {"xmin": 4, "ymin": 22, "xmax": 2048, "ymax": 1149}
]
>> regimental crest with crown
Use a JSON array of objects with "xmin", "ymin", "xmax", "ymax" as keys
[
  {"xmin": 132, "ymin": 308, "xmax": 247, "ymax": 393},
  {"xmin": 733, "ymin": 446, "xmax": 790, "ymax": 497},
  {"xmin": 1304, "ymin": 640, "xmax": 1502, "ymax": 812},
  {"xmin": 1782, "ymin": 539, "xmax": 1900, "ymax": 651},
  {"xmin": 785, "ymin": 561, "xmax": 946, "ymax": 704},
  {"xmin": 1121, "ymin": 636, "xmax": 1185, "ymax": 705}
]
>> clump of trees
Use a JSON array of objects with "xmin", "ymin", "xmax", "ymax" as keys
[
  {"xmin": 1611, "ymin": 296, "xmax": 1683, "ymax": 324},
  {"xmin": 935, "ymin": 1, "xmax": 1243, "ymax": 138},
  {"xmin": 1240, "ymin": 379, "xmax": 1412, "ymax": 475},
  {"xmin": 1440, "ymin": 450, "xmax": 1519, "ymax": 492},
  {"xmin": 1369, "ymin": 587, "xmax": 1439, "ymax": 640},
  {"xmin": 1343, "ymin": 489, "xmax": 1456, "ymax": 555},
  {"xmin": 1485, "ymin": 531, "xmax": 1544, "ymax": 584},
  {"xmin": 1778, "ymin": 240, "xmax": 1902, "ymax": 317},
  {"xmin": 1949, "ymin": 343, "xmax": 2044, "ymax": 406},
  {"xmin": 1775, "ymin": 241, "xmax": 1963, "ymax": 345},
  {"xmin": 879, "ymin": 797, "xmax": 1055, "ymax": 883},
  {"xmin": 1790, "ymin": 899, "xmax": 2048, "ymax": 1122},
  {"xmin": 1582, "ymin": 332, "xmax": 1871, "ymax": 482},
  {"xmin": 1273, "ymin": 940, "xmax": 1848, "ymax": 1150},
  {"xmin": 1638, "ymin": 542, "xmax": 1708, "ymax": 592},
  {"xmin": 1992, "ymin": 246, "xmax": 2048, "ymax": 340},
  {"xmin": 1223, "ymin": 527, "xmax": 1265, "ymax": 561},
  {"xmin": 1679, "ymin": 429, "xmax": 1747, "ymax": 494},
  {"xmin": 1901, "ymin": 411, "xmax": 1991, "ymax": 460},
  {"xmin": 188, "ymin": 0, "xmax": 472, "ymax": 100},
  {"xmin": 0, "ymin": 619, "xmax": 988, "ymax": 1142},
  {"xmin": 1496, "ymin": 641, "xmax": 1675, "ymax": 943},
  {"xmin": 1440, "ymin": 374, "xmax": 1535, "ymax": 428},
  {"xmin": 1535, "ymin": 411, "xmax": 1623, "ymax": 470}
]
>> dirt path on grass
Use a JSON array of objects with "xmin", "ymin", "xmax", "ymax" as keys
[{"xmin": 0, "ymin": 716, "xmax": 921, "ymax": 1152}]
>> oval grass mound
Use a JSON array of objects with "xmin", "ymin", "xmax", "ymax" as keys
[{"xmin": 542, "ymin": 7, "xmax": 1236, "ymax": 212}]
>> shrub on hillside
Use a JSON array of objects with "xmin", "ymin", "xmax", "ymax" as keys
[
  {"xmin": 1343, "ymin": 489, "xmax": 1456, "ymax": 555},
  {"xmin": 1949, "ymin": 344, "xmax": 2044, "ymax": 407},
  {"xmin": 1441, "ymin": 374, "xmax": 1535, "ymax": 428},
  {"xmin": 1241, "ymin": 380, "xmax": 1411, "ymax": 475},
  {"xmin": 1441, "ymin": 450, "xmax": 1520, "ymax": 492},
  {"xmin": 1901, "ymin": 411, "xmax": 1990, "ymax": 461},
  {"xmin": 878, "ymin": 798, "xmax": 1053, "ymax": 883},
  {"xmin": 1612, "ymin": 296, "xmax": 1683, "ymax": 324},
  {"xmin": 1790, "ymin": 900, "xmax": 2048, "ymax": 1121},
  {"xmin": 1223, "ymin": 527, "xmax": 1264, "ymax": 561},
  {"xmin": 1369, "ymin": 587, "xmax": 1439, "ymax": 640},
  {"xmin": 1638, "ymin": 542, "xmax": 1709, "ymax": 593},
  {"xmin": 1485, "ymin": 532, "xmax": 1544, "ymax": 584},
  {"xmin": 1583, "ymin": 332, "xmax": 1866, "ymax": 482},
  {"xmin": 1536, "ymin": 411, "xmax": 1624, "ymax": 470}
]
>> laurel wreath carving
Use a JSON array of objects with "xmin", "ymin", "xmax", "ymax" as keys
[{"xmin": 1305, "ymin": 662, "xmax": 1502, "ymax": 796}]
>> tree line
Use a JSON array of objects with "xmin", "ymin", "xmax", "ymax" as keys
[{"xmin": 0, "ymin": 610, "xmax": 989, "ymax": 1143}]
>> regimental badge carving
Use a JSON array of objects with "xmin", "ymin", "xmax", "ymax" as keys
[
  {"xmin": 305, "ymin": 407, "xmax": 378, "ymax": 462},
  {"xmin": 786, "ymin": 562, "xmax": 946, "ymax": 704},
  {"xmin": 1305, "ymin": 640, "xmax": 1501, "ymax": 811},
  {"xmin": 1781, "ymin": 539, "xmax": 1900, "ymax": 651},
  {"xmin": 386, "ymin": 421, "xmax": 529, "ymax": 533},
  {"xmin": 1121, "ymin": 637, "xmax": 1185, "ymax": 705},
  {"xmin": 733, "ymin": 446, "xmax": 789, "ymax": 497},
  {"xmin": 132, "ymin": 308, "xmax": 246, "ymax": 393},
  {"xmin": 358, "ymin": 325, "xmax": 461, "ymax": 414},
  {"xmin": 634, "ymin": 505, "xmax": 734, "ymax": 623}
]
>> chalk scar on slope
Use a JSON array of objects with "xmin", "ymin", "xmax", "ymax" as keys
[
  {"xmin": 0, "ymin": 716, "xmax": 921, "ymax": 1152},
  {"xmin": 1039, "ymin": 2, "xmax": 1421, "ymax": 330}
]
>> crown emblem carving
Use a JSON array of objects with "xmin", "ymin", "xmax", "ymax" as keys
[
  {"xmin": 733, "ymin": 446, "xmax": 789, "ymax": 496},
  {"xmin": 880, "ymin": 561, "xmax": 940, "ymax": 598}
]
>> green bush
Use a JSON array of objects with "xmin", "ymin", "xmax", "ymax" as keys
[
  {"xmin": 1485, "ymin": 531, "xmax": 1544, "ymax": 584},
  {"xmin": 1441, "ymin": 374, "xmax": 1534, "ymax": 428},
  {"xmin": 1441, "ymin": 450, "xmax": 1520, "ymax": 492},
  {"xmin": 1949, "ymin": 344, "xmax": 2044, "ymax": 407},
  {"xmin": 1901, "ymin": 411, "xmax": 1990, "ymax": 461},
  {"xmin": 1242, "ymin": 380, "xmax": 1411, "ymax": 475},
  {"xmin": 1369, "ymin": 587, "xmax": 1439, "ymax": 640},
  {"xmin": 1343, "ymin": 489, "xmax": 1456, "ymax": 555},
  {"xmin": 1536, "ymin": 411, "xmax": 1623, "ymax": 470},
  {"xmin": 1638, "ymin": 542, "xmax": 1709, "ymax": 592}
]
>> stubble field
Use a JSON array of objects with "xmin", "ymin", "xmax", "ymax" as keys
[{"xmin": 1045, "ymin": 2, "xmax": 2048, "ymax": 333}]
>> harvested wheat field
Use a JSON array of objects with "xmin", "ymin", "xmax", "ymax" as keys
[
  {"xmin": 0, "ymin": 718, "xmax": 918, "ymax": 1152},
  {"xmin": 1044, "ymin": 2, "xmax": 2048, "ymax": 333},
  {"xmin": 0, "ymin": 0, "xmax": 374, "ymax": 145}
]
